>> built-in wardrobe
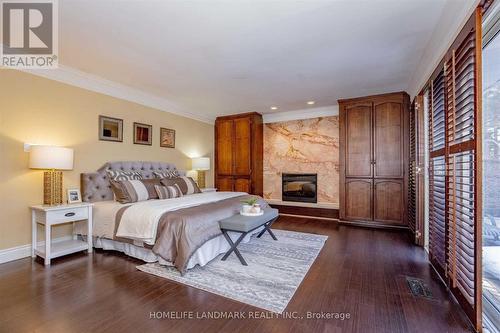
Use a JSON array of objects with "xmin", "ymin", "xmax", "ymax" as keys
[
  {"xmin": 214, "ymin": 112, "xmax": 263, "ymax": 196},
  {"xmin": 338, "ymin": 91, "xmax": 410, "ymax": 227}
]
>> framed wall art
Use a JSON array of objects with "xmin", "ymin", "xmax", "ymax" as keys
[
  {"xmin": 134, "ymin": 122, "xmax": 152, "ymax": 145},
  {"xmin": 99, "ymin": 115, "xmax": 123, "ymax": 142},
  {"xmin": 160, "ymin": 127, "xmax": 175, "ymax": 148}
]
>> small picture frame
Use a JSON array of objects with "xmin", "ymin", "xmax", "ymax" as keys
[
  {"xmin": 99, "ymin": 115, "xmax": 123, "ymax": 142},
  {"xmin": 160, "ymin": 127, "xmax": 175, "ymax": 148},
  {"xmin": 67, "ymin": 189, "xmax": 82, "ymax": 204},
  {"xmin": 134, "ymin": 122, "xmax": 152, "ymax": 145}
]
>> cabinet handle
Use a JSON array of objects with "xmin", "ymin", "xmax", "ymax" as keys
[{"xmin": 64, "ymin": 212, "xmax": 76, "ymax": 217}]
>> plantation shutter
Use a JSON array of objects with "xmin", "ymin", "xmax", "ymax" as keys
[
  {"xmin": 408, "ymin": 101, "xmax": 417, "ymax": 239},
  {"xmin": 443, "ymin": 14, "xmax": 482, "ymax": 325},
  {"xmin": 428, "ymin": 69, "xmax": 447, "ymax": 276},
  {"xmin": 424, "ymin": 8, "xmax": 482, "ymax": 329}
]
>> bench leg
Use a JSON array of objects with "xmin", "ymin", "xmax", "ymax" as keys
[
  {"xmin": 257, "ymin": 217, "xmax": 278, "ymax": 240},
  {"xmin": 221, "ymin": 231, "xmax": 248, "ymax": 266}
]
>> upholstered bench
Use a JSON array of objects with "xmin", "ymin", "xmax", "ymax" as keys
[{"xmin": 219, "ymin": 208, "xmax": 279, "ymax": 265}]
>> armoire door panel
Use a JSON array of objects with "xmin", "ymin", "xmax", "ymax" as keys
[
  {"xmin": 216, "ymin": 177, "xmax": 233, "ymax": 192},
  {"xmin": 345, "ymin": 179, "xmax": 372, "ymax": 220},
  {"xmin": 345, "ymin": 104, "xmax": 373, "ymax": 177},
  {"xmin": 339, "ymin": 92, "xmax": 409, "ymax": 227},
  {"xmin": 234, "ymin": 178, "xmax": 250, "ymax": 193},
  {"xmin": 374, "ymin": 102, "xmax": 404, "ymax": 178},
  {"xmin": 373, "ymin": 180, "xmax": 404, "ymax": 224},
  {"xmin": 233, "ymin": 117, "xmax": 251, "ymax": 175},
  {"xmin": 216, "ymin": 120, "xmax": 234, "ymax": 175},
  {"xmin": 215, "ymin": 112, "xmax": 263, "ymax": 196}
]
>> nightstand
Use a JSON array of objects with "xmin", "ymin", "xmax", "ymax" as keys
[
  {"xmin": 31, "ymin": 203, "xmax": 93, "ymax": 265},
  {"xmin": 200, "ymin": 187, "xmax": 217, "ymax": 193}
]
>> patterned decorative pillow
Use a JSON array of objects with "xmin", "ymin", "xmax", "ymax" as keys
[
  {"xmin": 110, "ymin": 179, "xmax": 161, "ymax": 203},
  {"xmin": 160, "ymin": 176, "xmax": 201, "ymax": 195},
  {"xmin": 154, "ymin": 184, "xmax": 184, "ymax": 199},
  {"xmin": 106, "ymin": 170, "xmax": 143, "ymax": 181},
  {"xmin": 153, "ymin": 170, "xmax": 179, "ymax": 179}
]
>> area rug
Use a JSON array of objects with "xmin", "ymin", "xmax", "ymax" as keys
[{"xmin": 137, "ymin": 229, "xmax": 327, "ymax": 313}]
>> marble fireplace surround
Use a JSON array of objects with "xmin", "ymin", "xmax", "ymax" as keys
[{"xmin": 263, "ymin": 116, "xmax": 339, "ymax": 208}]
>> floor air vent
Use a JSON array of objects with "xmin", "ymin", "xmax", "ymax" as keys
[{"xmin": 406, "ymin": 277, "xmax": 433, "ymax": 299}]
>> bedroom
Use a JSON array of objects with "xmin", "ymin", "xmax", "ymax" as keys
[{"xmin": 0, "ymin": 0, "xmax": 499, "ymax": 332}]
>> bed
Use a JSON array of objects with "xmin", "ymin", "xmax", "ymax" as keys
[{"xmin": 76, "ymin": 161, "xmax": 267, "ymax": 274}]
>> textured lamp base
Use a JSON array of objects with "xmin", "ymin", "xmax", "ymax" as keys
[
  {"xmin": 43, "ymin": 170, "xmax": 63, "ymax": 205},
  {"xmin": 197, "ymin": 171, "xmax": 206, "ymax": 189}
]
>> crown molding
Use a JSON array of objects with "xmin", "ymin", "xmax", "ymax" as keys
[
  {"xmin": 262, "ymin": 105, "xmax": 339, "ymax": 123},
  {"xmin": 17, "ymin": 65, "xmax": 215, "ymax": 124},
  {"xmin": 8, "ymin": 62, "xmax": 339, "ymax": 125},
  {"xmin": 406, "ymin": 0, "xmax": 478, "ymax": 97}
]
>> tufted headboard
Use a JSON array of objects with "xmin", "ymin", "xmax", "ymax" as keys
[{"xmin": 80, "ymin": 161, "xmax": 185, "ymax": 202}]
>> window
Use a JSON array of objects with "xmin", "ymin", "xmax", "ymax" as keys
[{"xmin": 482, "ymin": 1, "xmax": 500, "ymax": 331}]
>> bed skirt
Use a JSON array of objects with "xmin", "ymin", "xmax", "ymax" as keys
[{"xmin": 86, "ymin": 227, "xmax": 263, "ymax": 270}]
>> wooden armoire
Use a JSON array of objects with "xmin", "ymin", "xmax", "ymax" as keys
[
  {"xmin": 214, "ymin": 112, "xmax": 263, "ymax": 196},
  {"xmin": 338, "ymin": 92, "xmax": 410, "ymax": 227}
]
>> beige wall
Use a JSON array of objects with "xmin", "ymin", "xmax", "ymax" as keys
[
  {"xmin": 263, "ymin": 116, "xmax": 339, "ymax": 204},
  {"xmin": 0, "ymin": 70, "xmax": 214, "ymax": 250}
]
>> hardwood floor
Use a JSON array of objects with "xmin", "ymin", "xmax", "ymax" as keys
[{"xmin": 0, "ymin": 216, "xmax": 473, "ymax": 333}]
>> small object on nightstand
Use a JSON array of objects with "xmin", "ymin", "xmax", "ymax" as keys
[
  {"xmin": 200, "ymin": 187, "xmax": 217, "ymax": 193},
  {"xmin": 31, "ymin": 202, "xmax": 93, "ymax": 266},
  {"xmin": 67, "ymin": 188, "xmax": 82, "ymax": 204}
]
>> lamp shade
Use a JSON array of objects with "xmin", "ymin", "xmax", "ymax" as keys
[
  {"xmin": 192, "ymin": 157, "xmax": 210, "ymax": 170},
  {"xmin": 29, "ymin": 145, "xmax": 74, "ymax": 170}
]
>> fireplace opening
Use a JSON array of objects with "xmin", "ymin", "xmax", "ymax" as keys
[{"xmin": 282, "ymin": 173, "xmax": 317, "ymax": 203}]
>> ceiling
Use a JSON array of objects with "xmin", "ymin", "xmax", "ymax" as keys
[{"xmin": 56, "ymin": 0, "xmax": 452, "ymax": 121}]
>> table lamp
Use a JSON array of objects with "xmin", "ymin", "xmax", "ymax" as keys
[
  {"xmin": 192, "ymin": 157, "xmax": 210, "ymax": 189},
  {"xmin": 29, "ymin": 145, "xmax": 74, "ymax": 205}
]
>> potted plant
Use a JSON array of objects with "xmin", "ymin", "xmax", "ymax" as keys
[{"xmin": 241, "ymin": 197, "xmax": 258, "ymax": 214}]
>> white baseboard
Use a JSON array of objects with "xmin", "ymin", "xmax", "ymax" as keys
[{"xmin": 0, "ymin": 236, "xmax": 73, "ymax": 265}]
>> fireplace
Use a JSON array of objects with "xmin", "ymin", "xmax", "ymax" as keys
[{"xmin": 282, "ymin": 173, "xmax": 317, "ymax": 203}]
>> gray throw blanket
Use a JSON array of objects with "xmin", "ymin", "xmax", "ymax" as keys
[{"xmin": 116, "ymin": 195, "xmax": 268, "ymax": 274}]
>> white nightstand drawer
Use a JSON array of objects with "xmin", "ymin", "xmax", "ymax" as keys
[{"xmin": 47, "ymin": 207, "xmax": 89, "ymax": 223}]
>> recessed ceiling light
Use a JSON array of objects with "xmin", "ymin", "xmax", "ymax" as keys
[
  {"xmin": 307, "ymin": 101, "xmax": 315, "ymax": 105},
  {"xmin": 270, "ymin": 106, "xmax": 278, "ymax": 110}
]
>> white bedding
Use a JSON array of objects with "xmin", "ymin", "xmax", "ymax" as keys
[
  {"xmin": 77, "ymin": 192, "xmax": 260, "ymax": 270},
  {"xmin": 115, "ymin": 191, "xmax": 246, "ymax": 245},
  {"xmin": 86, "ymin": 200, "xmax": 131, "ymax": 239}
]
